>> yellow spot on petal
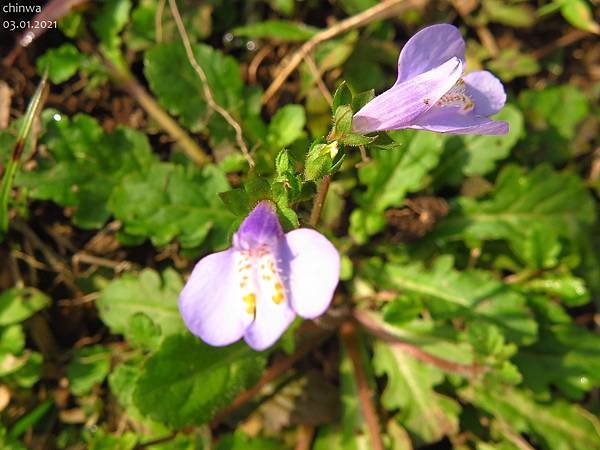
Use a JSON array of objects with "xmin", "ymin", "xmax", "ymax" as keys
[
  {"xmin": 272, "ymin": 292, "xmax": 285, "ymax": 304},
  {"xmin": 243, "ymin": 293, "xmax": 256, "ymax": 315}
]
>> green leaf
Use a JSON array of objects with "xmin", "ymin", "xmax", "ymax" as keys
[
  {"xmin": 97, "ymin": 268, "xmax": 184, "ymax": 340},
  {"xmin": 482, "ymin": 0, "xmax": 536, "ymax": 27},
  {"xmin": 85, "ymin": 429, "xmax": 137, "ymax": 450},
  {"xmin": 67, "ymin": 345, "xmax": 111, "ymax": 396},
  {"xmin": 461, "ymin": 104, "xmax": 524, "ymax": 176},
  {"xmin": 0, "ymin": 288, "xmax": 49, "ymax": 326},
  {"xmin": 364, "ymin": 257, "xmax": 538, "ymax": 345},
  {"xmin": 109, "ymin": 163, "xmax": 233, "ymax": 248},
  {"xmin": 19, "ymin": 113, "xmax": 156, "ymax": 229},
  {"xmin": 133, "ymin": 334, "xmax": 266, "ymax": 427},
  {"xmin": 519, "ymin": 85, "xmax": 589, "ymax": 140},
  {"xmin": 434, "ymin": 165, "xmax": 596, "ymax": 266},
  {"xmin": 267, "ymin": 105, "xmax": 306, "ymax": 149},
  {"xmin": 92, "ymin": 0, "xmax": 131, "ymax": 49},
  {"xmin": 144, "ymin": 42, "xmax": 249, "ymax": 146},
  {"xmin": 350, "ymin": 131, "xmax": 444, "ymax": 242},
  {"xmin": 1, "ymin": 74, "xmax": 47, "ymax": 234},
  {"xmin": 36, "ymin": 44, "xmax": 85, "ymax": 84},
  {"xmin": 560, "ymin": 0, "xmax": 600, "ymax": 34},
  {"xmin": 215, "ymin": 432, "xmax": 284, "ymax": 450},
  {"xmin": 523, "ymin": 274, "xmax": 589, "ymax": 306},
  {"xmin": 488, "ymin": 48, "xmax": 540, "ymax": 81},
  {"xmin": 357, "ymin": 131, "xmax": 444, "ymax": 212},
  {"xmin": 373, "ymin": 341, "xmax": 460, "ymax": 445},
  {"xmin": 514, "ymin": 324, "xmax": 600, "ymax": 399},
  {"xmin": 232, "ymin": 20, "xmax": 320, "ymax": 42},
  {"xmin": 462, "ymin": 384, "xmax": 600, "ymax": 450},
  {"xmin": 332, "ymin": 81, "xmax": 353, "ymax": 113},
  {"xmin": 0, "ymin": 325, "xmax": 25, "ymax": 355}
]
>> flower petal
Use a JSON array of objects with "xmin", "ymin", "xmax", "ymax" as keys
[
  {"xmin": 409, "ymin": 106, "xmax": 509, "ymax": 135},
  {"xmin": 179, "ymin": 249, "xmax": 253, "ymax": 346},
  {"xmin": 283, "ymin": 229, "xmax": 340, "ymax": 319},
  {"xmin": 464, "ymin": 71, "xmax": 506, "ymax": 116},
  {"xmin": 397, "ymin": 24, "xmax": 466, "ymax": 83},
  {"xmin": 243, "ymin": 294, "xmax": 296, "ymax": 351},
  {"xmin": 353, "ymin": 57, "xmax": 463, "ymax": 133},
  {"xmin": 233, "ymin": 201, "xmax": 283, "ymax": 250}
]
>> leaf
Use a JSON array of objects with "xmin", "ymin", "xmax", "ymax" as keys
[
  {"xmin": 349, "ymin": 131, "xmax": 444, "ymax": 242},
  {"xmin": 364, "ymin": 256, "xmax": 538, "ymax": 345},
  {"xmin": 461, "ymin": 104, "xmax": 524, "ymax": 176},
  {"xmin": 92, "ymin": 0, "xmax": 131, "ymax": 49},
  {"xmin": 109, "ymin": 162, "xmax": 234, "ymax": 248},
  {"xmin": 434, "ymin": 165, "xmax": 596, "ymax": 267},
  {"xmin": 266, "ymin": 105, "xmax": 306, "ymax": 149},
  {"xmin": 462, "ymin": 384, "xmax": 600, "ymax": 450},
  {"xmin": 67, "ymin": 345, "xmax": 111, "ymax": 396},
  {"xmin": 1, "ymin": 74, "xmax": 47, "ymax": 234},
  {"xmin": 144, "ymin": 42, "xmax": 250, "ymax": 146},
  {"xmin": 19, "ymin": 113, "xmax": 156, "ymax": 229},
  {"xmin": 523, "ymin": 275, "xmax": 589, "ymax": 306},
  {"xmin": 97, "ymin": 268, "xmax": 184, "ymax": 340},
  {"xmin": 519, "ymin": 85, "xmax": 589, "ymax": 140},
  {"xmin": 36, "ymin": 44, "xmax": 85, "ymax": 84},
  {"xmin": 85, "ymin": 429, "xmax": 137, "ymax": 450},
  {"xmin": 356, "ymin": 131, "xmax": 444, "ymax": 212},
  {"xmin": 133, "ymin": 334, "xmax": 266, "ymax": 427},
  {"xmin": 514, "ymin": 324, "xmax": 600, "ymax": 399},
  {"xmin": 560, "ymin": 0, "xmax": 600, "ymax": 34},
  {"xmin": 232, "ymin": 20, "xmax": 320, "ymax": 42},
  {"xmin": 482, "ymin": 0, "xmax": 536, "ymax": 27},
  {"xmin": 488, "ymin": 48, "xmax": 540, "ymax": 81},
  {"xmin": 0, "ymin": 288, "xmax": 49, "ymax": 326},
  {"xmin": 373, "ymin": 341, "xmax": 461, "ymax": 445},
  {"xmin": 215, "ymin": 432, "xmax": 284, "ymax": 450}
]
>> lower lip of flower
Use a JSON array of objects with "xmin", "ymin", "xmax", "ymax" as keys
[{"xmin": 234, "ymin": 245, "xmax": 287, "ymax": 316}]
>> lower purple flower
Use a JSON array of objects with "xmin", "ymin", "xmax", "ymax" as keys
[
  {"xmin": 179, "ymin": 201, "xmax": 340, "ymax": 351},
  {"xmin": 353, "ymin": 24, "xmax": 508, "ymax": 135}
]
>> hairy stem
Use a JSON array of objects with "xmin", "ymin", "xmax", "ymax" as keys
[{"xmin": 309, "ymin": 175, "xmax": 332, "ymax": 227}]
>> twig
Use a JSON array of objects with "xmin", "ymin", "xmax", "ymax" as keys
[
  {"xmin": 168, "ymin": 0, "xmax": 255, "ymax": 168},
  {"xmin": 155, "ymin": 0, "xmax": 166, "ymax": 43},
  {"xmin": 135, "ymin": 432, "xmax": 177, "ymax": 450},
  {"xmin": 261, "ymin": 0, "xmax": 422, "ymax": 104},
  {"xmin": 532, "ymin": 29, "xmax": 590, "ymax": 59},
  {"xmin": 108, "ymin": 63, "xmax": 211, "ymax": 167},
  {"xmin": 340, "ymin": 320, "xmax": 384, "ymax": 450},
  {"xmin": 354, "ymin": 309, "xmax": 485, "ymax": 377},
  {"xmin": 248, "ymin": 44, "xmax": 273, "ymax": 85},
  {"xmin": 294, "ymin": 425, "xmax": 315, "ymax": 450},
  {"xmin": 303, "ymin": 55, "xmax": 333, "ymax": 106},
  {"xmin": 210, "ymin": 328, "xmax": 332, "ymax": 425},
  {"xmin": 309, "ymin": 175, "xmax": 332, "ymax": 227}
]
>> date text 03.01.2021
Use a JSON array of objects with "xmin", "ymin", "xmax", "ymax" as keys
[{"xmin": 2, "ymin": 20, "xmax": 56, "ymax": 32}]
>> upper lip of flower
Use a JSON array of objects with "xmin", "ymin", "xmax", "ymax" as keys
[
  {"xmin": 178, "ymin": 201, "xmax": 340, "ymax": 351},
  {"xmin": 352, "ymin": 23, "xmax": 509, "ymax": 136}
]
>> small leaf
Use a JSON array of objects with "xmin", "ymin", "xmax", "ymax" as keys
[
  {"xmin": 67, "ymin": 345, "xmax": 111, "ymax": 396},
  {"xmin": 267, "ymin": 105, "xmax": 306, "ymax": 149},
  {"xmin": 36, "ymin": 44, "xmax": 85, "ymax": 84},
  {"xmin": 561, "ymin": 0, "xmax": 600, "ymax": 34},
  {"xmin": 0, "ymin": 288, "xmax": 49, "ymax": 326}
]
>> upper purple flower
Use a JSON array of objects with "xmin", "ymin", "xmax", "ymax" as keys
[
  {"xmin": 179, "ymin": 201, "xmax": 340, "ymax": 351},
  {"xmin": 353, "ymin": 24, "xmax": 508, "ymax": 135}
]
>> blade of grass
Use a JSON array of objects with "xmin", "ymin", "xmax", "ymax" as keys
[{"xmin": 0, "ymin": 72, "xmax": 48, "ymax": 235}]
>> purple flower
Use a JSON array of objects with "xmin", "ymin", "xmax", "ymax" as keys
[
  {"xmin": 353, "ymin": 24, "xmax": 508, "ymax": 135},
  {"xmin": 179, "ymin": 201, "xmax": 340, "ymax": 351}
]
